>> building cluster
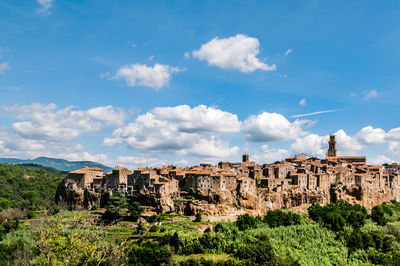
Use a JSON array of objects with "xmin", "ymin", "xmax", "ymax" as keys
[{"xmin": 58, "ymin": 135, "xmax": 400, "ymax": 213}]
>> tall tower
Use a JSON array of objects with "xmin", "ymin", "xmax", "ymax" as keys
[
  {"xmin": 242, "ymin": 153, "xmax": 249, "ymax": 162},
  {"xmin": 326, "ymin": 135, "xmax": 337, "ymax": 157}
]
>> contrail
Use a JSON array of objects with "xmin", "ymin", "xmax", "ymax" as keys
[
  {"xmin": 0, "ymin": 27, "xmax": 38, "ymax": 36},
  {"xmin": 291, "ymin": 109, "xmax": 341, "ymax": 118}
]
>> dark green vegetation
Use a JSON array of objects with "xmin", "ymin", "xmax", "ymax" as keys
[
  {"xmin": 0, "ymin": 164, "xmax": 66, "ymax": 213},
  {"xmin": 3, "ymin": 164, "xmax": 400, "ymax": 265},
  {"xmin": 0, "ymin": 157, "xmax": 112, "ymax": 172}
]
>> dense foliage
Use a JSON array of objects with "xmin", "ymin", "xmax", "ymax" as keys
[
  {"xmin": 308, "ymin": 200, "xmax": 368, "ymax": 231},
  {"xmin": 0, "ymin": 164, "xmax": 65, "ymax": 212}
]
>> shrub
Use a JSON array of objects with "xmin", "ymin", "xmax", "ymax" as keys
[
  {"xmin": 0, "ymin": 208, "xmax": 25, "ymax": 236},
  {"xmin": 236, "ymin": 214, "xmax": 261, "ymax": 231},
  {"xmin": 234, "ymin": 234, "xmax": 276, "ymax": 265},
  {"xmin": 128, "ymin": 200, "xmax": 143, "ymax": 222},
  {"xmin": 149, "ymin": 225, "xmax": 159, "ymax": 232},
  {"xmin": 194, "ymin": 212, "xmax": 202, "ymax": 222},
  {"xmin": 372, "ymin": 205, "xmax": 387, "ymax": 226},
  {"xmin": 103, "ymin": 191, "xmax": 128, "ymax": 220},
  {"xmin": 263, "ymin": 209, "xmax": 302, "ymax": 228},
  {"xmin": 126, "ymin": 242, "xmax": 172, "ymax": 265},
  {"xmin": 308, "ymin": 200, "xmax": 367, "ymax": 231}
]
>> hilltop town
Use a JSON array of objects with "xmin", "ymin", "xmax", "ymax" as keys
[{"xmin": 56, "ymin": 135, "xmax": 400, "ymax": 215}]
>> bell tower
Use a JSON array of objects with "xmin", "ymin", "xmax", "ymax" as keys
[{"xmin": 326, "ymin": 135, "xmax": 337, "ymax": 158}]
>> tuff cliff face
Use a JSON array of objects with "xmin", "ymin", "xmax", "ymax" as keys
[{"xmin": 55, "ymin": 179, "xmax": 103, "ymax": 210}]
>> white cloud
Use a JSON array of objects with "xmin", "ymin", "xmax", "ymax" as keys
[
  {"xmin": 62, "ymin": 152, "xmax": 109, "ymax": 163},
  {"xmin": 252, "ymin": 144, "xmax": 289, "ymax": 164},
  {"xmin": 243, "ymin": 112, "xmax": 309, "ymax": 142},
  {"xmin": 291, "ymin": 129, "xmax": 364, "ymax": 157},
  {"xmin": 151, "ymin": 105, "xmax": 241, "ymax": 133},
  {"xmin": 334, "ymin": 129, "xmax": 363, "ymax": 152},
  {"xmin": 284, "ymin": 49, "xmax": 292, "ymax": 56},
  {"xmin": 0, "ymin": 62, "xmax": 9, "ymax": 74},
  {"xmin": 369, "ymin": 155, "xmax": 395, "ymax": 165},
  {"xmin": 114, "ymin": 63, "xmax": 180, "ymax": 90},
  {"xmin": 192, "ymin": 34, "xmax": 276, "ymax": 73},
  {"xmin": 365, "ymin": 89, "xmax": 378, "ymax": 100},
  {"xmin": 117, "ymin": 156, "xmax": 165, "ymax": 169},
  {"xmin": 104, "ymin": 105, "xmax": 240, "ymax": 159},
  {"xmin": 355, "ymin": 126, "xmax": 386, "ymax": 144},
  {"xmin": 36, "ymin": 0, "xmax": 54, "ymax": 14},
  {"xmin": 291, "ymin": 134, "xmax": 329, "ymax": 157},
  {"xmin": 299, "ymin": 98, "xmax": 306, "ymax": 106},
  {"xmin": 386, "ymin": 127, "xmax": 400, "ymax": 141},
  {"xmin": 4, "ymin": 103, "xmax": 127, "ymax": 141},
  {"xmin": 387, "ymin": 141, "xmax": 400, "ymax": 156}
]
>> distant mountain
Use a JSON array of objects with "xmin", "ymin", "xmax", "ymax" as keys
[{"xmin": 0, "ymin": 157, "xmax": 113, "ymax": 172}]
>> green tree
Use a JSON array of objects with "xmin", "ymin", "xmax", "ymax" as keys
[
  {"xmin": 128, "ymin": 200, "xmax": 143, "ymax": 222},
  {"xmin": 0, "ymin": 198, "xmax": 11, "ymax": 211},
  {"xmin": 103, "ymin": 190, "xmax": 128, "ymax": 220},
  {"xmin": 372, "ymin": 205, "xmax": 387, "ymax": 226},
  {"xmin": 126, "ymin": 242, "xmax": 172, "ymax": 265},
  {"xmin": 236, "ymin": 214, "xmax": 260, "ymax": 231},
  {"xmin": 194, "ymin": 212, "xmax": 202, "ymax": 222}
]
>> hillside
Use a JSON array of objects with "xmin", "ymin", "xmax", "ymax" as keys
[
  {"xmin": 0, "ymin": 163, "xmax": 67, "ymax": 211},
  {"xmin": 0, "ymin": 157, "xmax": 112, "ymax": 172}
]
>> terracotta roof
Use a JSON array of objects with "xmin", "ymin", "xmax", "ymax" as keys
[
  {"xmin": 196, "ymin": 171, "xmax": 211, "ymax": 175},
  {"xmin": 69, "ymin": 169, "xmax": 86, "ymax": 174},
  {"xmin": 86, "ymin": 166, "xmax": 103, "ymax": 171},
  {"xmin": 113, "ymin": 166, "xmax": 129, "ymax": 171},
  {"xmin": 185, "ymin": 171, "xmax": 197, "ymax": 174}
]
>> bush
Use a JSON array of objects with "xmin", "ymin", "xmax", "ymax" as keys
[
  {"xmin": 308, "ymin": 200, "xmax": 367, "ymax": 231},
  {"xmin": 126, "ymin": 242, "xmax": 172, "ymax": 265},
  {"xmin": 103, "ymin": 191, "xmax": 128, "ymax": 220},
  {"xmin": 263, "ymin": 209, "xmax": 302, "ymax": 228},
  {"xmin": 234, "ymin": 234, "xmax": 276, "ymax": 265},
  {"xmin": 0, "ymin": 208, "xmax": 25, "ymax": 236},
  {"xmin": 149, "ymin": 225, "xmax": 159, "ymax": 232},
  {"xmin": 194, "ymin": 212, "xmax": 202, "ymax": 222},
  {"xmin": 372, "ymin": 205, "xmax": 386, "ymax": 226},
  {"xmin": 128, "ymin": 200, "xmax": 143, "ymax": 222},
  {"xmin": 236, "ymin": 214, "xmax": 261, "ymax": 231}
]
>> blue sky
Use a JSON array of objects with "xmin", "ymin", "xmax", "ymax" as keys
[{"xmin": 1, "ymin": 0, "xmax": 400, "ymax": 168}]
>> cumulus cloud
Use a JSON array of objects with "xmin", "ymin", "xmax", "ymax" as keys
[
  {"xmin": 355, "ymin": 126, "xmax": 386, "ymax": 144},
  {"xmin": 333, "ymin": 129, "xmax": 363, "ymax": 152},
  {"xmin": 0, "ymin": 62, "xmax": 9, "ymax": 74},
  {"xmin": 386, "ymin": 127, "xmax": 400, "ymax": 141},
  {"xmin": 364, "ymin": 89, "xmax": 378, "ymax": 100},
  {"xmin": 104, "ymin": 105, "xmax": 240, "ymax": 159},
  {"xmin": 369, "ymin": 155, "xmax": 395, "ymax": 165},
  {"xmin": 291, "ymin": 129, "xmax": 365, "ymax": 157},
  {"xmin": 291, "ymin": 134, "xmax": 329, "ymax": 157},
  {"xmin": 117, "ymin": 156, "xmax": 165, "ymax": 169},
  {"xmin": 36, "ymin": 0, "xmax": 54, "ymax": 14},
  {"xmin": 151, "ymin": 105, "xmax": 241, "ymax": 133},
  {"xmin": 243, "ymin": 112, "xmax": 309, "ymax": 142},
  {"xmin": 252, "ymin": 144, "xmax": 289, "ymax": 164},
  {"xmin": 387, "ymin": 141, "xmax": 400, "ymax": 155},
  {"xmin": 192, "ymin": 34, "xmax": 276, "ymax": 73},
  {"xmin": 4, "ymin": 103, "xmax": 127, "ymax": 141},
  {"xmin": 113, "ymin": 63, "xmax": 180, "ymax": 90}
]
